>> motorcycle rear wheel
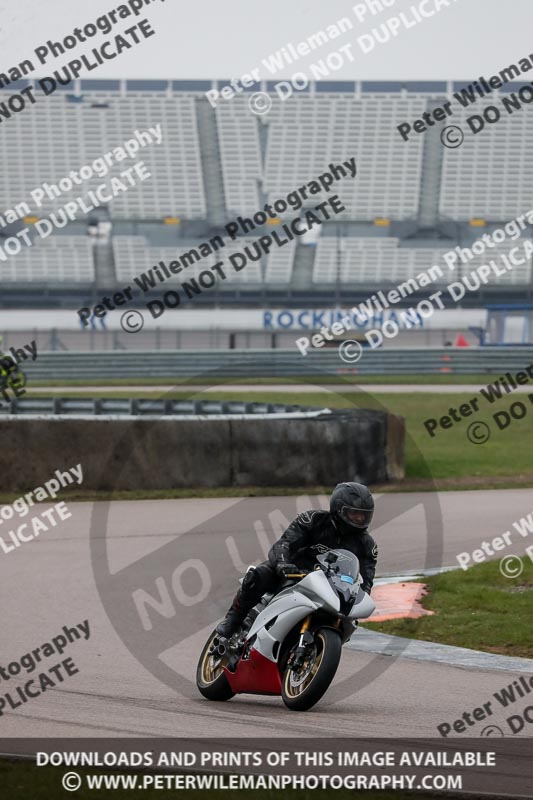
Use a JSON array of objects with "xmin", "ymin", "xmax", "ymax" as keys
[
  {"xmin": 282, "ymin": 628, "xmax": 341, "ymax": 711},
  {"xmin": 196, "ymin": 631, "xmax": 235, "ymax": 701}
]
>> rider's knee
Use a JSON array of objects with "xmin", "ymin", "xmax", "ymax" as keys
[{"xmin": 241, "ymin": 568, "xmax": 259, "ymax": 593}]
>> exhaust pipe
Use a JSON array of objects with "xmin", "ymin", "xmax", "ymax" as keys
[{"xmin": 210, "ymin": 636, "xmax": 228, "ymax": 657}]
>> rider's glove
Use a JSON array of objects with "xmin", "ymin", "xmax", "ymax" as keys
[{"xmin": 276, "ymin": 561, "xmax": 300, "ymax": 578}]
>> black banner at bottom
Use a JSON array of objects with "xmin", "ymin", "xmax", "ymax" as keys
[{"xmin": 0, "ymin": 738, "xmax": 531, "ymax": 798}]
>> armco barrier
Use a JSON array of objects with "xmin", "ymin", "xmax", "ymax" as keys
[
  {"xmin": 15, "ymin": 347, "xmax": 533, "ymax": 380},
  {"xmin": 0, "ymin": 398, "xmax": 325, "ymax": 416},
  {"xmin": 0, "ymin": 410, "xmax": 404, "ymax": 490}
]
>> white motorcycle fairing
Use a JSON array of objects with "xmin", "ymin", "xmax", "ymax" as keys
[{"xmin": 245, "ymin": 568, "xmax": 376, "ymax": 665}]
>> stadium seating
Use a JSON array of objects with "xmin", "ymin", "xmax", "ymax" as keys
[
  {"xmin": 0, "ymin": 93, "xmax": 206, "ymax": 220},
  {"xmin": 263, "ymin": 240, "xmax": 296, "ymax": 284},
  {"xmin": 264, "ymin": 95, "xmax": 426, "ymax": 220},
  {"xmin": 0, "ymin": 235, "xmax": 94, "ymax": 283},
  {"xmin": 440, "ymin": 97, "xmax": 533, "ymax": 220},
  {"xmin": 0, "ymin": 80, "xmax": 531, "ymax": 294},
  {"xmin": 312, "ymin": 237, "xmax": 531, "ymax": 285},
  {"xmin": 114, "ymin": 236, "xmax": 266, "ymax": 285}
]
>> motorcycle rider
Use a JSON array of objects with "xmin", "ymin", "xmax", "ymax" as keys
[{"xmin": 216, "ymin": 482, "xmax": 378, "ymax": 638}]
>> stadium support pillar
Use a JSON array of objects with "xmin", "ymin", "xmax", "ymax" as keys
[
  {"xmin": 416, "ymin": 99, "xmax": 446, "ymax": 232},
  {"xmin": 196, "ymin": 99, "xmax": 228, "ymax": 228}
]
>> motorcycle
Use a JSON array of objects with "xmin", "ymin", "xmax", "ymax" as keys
[
  {"xmin": 196, "ymin": 548, "xmax": 376, "ymax": 711},
  {"xmin": 0, "ymin": 350, "xmax": 26, "ymax": 401}
]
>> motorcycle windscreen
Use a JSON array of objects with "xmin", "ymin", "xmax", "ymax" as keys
[
  {"xmin": 316, "ymin": 548, "xmax": 360, "ymax": 606},
  {"xmin": 316, "ymin": 548, "xmax": 359, "ymax": 583}
]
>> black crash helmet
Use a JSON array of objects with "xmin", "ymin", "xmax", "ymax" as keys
[{"xmin": 330, "ymin": 482, "xmax": 374, "ymax": 533}]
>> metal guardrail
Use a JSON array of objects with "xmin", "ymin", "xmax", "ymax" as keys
[
  {"xmin": 12, "ymin": 347, "xmax": 533, "ymax": 380},
  {"xmin": 0, "ymin": 397, "xmax": 326, "ymax": 416}
]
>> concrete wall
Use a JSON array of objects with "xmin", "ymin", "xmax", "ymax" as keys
[{"xmin": 0, "ymin": 410, "xmax": 404, "ymax": 492}]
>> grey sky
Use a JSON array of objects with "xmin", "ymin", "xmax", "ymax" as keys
[{"xmin": 0, "ymin": 0, "xmax": 530, "ymax": 83}]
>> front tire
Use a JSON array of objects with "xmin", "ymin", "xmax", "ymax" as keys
[
  {"xmin": 282, "ymin": 628, "xmax": 342, "ymax": 711},
  {"xmin": 196, "ymin": 631, "xmax": 235, "ymax": 701}
]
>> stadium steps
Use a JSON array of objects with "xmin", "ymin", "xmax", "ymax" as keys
[
  {"xmin": 94, "ymin": 238, "xmax": 117, "ymax": 291},
  {"xmin": 257, "ymin": 116, "xmax": 269, "ymax": 168},
  {"xmin": 291, "ymin": 242, "xmax": 317, "ymax": 288},
  {"xmin": 196, "ymin": 99, "xmax": 227, "ymax": 227},
  {"xmin": 417, "ymin": 100, "xmax": 446, "ymax": 230}
]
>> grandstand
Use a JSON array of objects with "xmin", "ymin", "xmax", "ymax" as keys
[
  {"xmin": 313, "ymin": 237, "xmax": 532, "ymax": 285},
  {"xmin": 0, "ymin": 78, "xmax": 532, "ymax": 308},
  {"xmin": 1, "ymin": 235, "xmax": 94, "ymax": 284},
  {"xmin": 0, "ymin": 93, "xmax": 206, "ymax": 220}
]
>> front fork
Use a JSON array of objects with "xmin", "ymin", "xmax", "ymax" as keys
[
  {"xmin": 290, "ymin": 615, "xmax": 316, "ymax": 669},
  {"xmin": 290, "ymin": 614, "xmax": 346, "ymax": 668}
]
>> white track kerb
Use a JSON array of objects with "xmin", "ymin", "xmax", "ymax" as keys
[{"xmin": 295, "ymin": 210, "xmax": 533, "ymax": 356}]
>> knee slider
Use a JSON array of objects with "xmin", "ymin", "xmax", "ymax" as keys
[{"xmin": 242, "ymin": 568, "xmax": 258, "ymax": 592}]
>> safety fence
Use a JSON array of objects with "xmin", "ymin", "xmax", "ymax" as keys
[{"xmin": 14, "ymin": 346, "xmax": 533, "ymax": 381}]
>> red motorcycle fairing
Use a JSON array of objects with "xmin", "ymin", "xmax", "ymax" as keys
[{"xmin": 223, "ymin": 648, "xmax": 282, "ymax": 695}]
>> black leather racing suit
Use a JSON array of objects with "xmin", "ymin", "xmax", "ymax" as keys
[{"xmin": 234, "ymin": 509, "xmax": 378, "ymax": 614}]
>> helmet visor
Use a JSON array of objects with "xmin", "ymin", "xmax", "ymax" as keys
[{"xmin": 340, "ymin": 504, "xmax": 373, "ymax": 530}]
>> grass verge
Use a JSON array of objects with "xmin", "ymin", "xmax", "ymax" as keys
[
  {"xmin": 189, "ymin": 390, "xmax": 533, "ymax": 483},
  {"xmin": 30, "ymin": 373, "xmax": 515, "ymax": 387},
  {"xmin": 364, "ymin": 560, "xmax": 533, "ymax": 658}
]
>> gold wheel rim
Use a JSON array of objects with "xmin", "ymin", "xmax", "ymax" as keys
[
  {"xmin": 201, "ymin": 634, "xmax": 228, "ymax": 685},
  {"xmin": 284, "ymin": 632, "xmax": 326, "ymax": 698}
]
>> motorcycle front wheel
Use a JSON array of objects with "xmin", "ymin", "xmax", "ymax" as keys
[
  {"xmin": 196, "ymin": 631, "xmax": 235, "ymax": 701},
  {"xmin": 282, "ymin": 628, "xmax": 342, "ymax": 711}
]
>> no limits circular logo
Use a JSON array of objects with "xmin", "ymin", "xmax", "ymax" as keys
[{"xmin": 90, "ymin": 370, "xmax": 444, "ymax": 704}]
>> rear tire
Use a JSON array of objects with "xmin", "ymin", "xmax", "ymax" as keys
[
  {"xmin": 196, "ymin": 631, "xmax": 235, "ymax": 701},
  {"xmin": 282, "ymin": 628, "xmax": 341, "ymax": 711}
]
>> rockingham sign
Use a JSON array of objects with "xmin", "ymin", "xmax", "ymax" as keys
[
  {"xmin": 267, "ymin": 307, "xmax": 482, "ymax": 333},
  {"xmin": 294, "ymin": 212, "xmax": 533, "ymax": 355}
]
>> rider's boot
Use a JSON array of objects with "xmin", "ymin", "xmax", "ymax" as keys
[{"xmin": 215, "ymin": 596, "xmax": 248, "ymax": 638}]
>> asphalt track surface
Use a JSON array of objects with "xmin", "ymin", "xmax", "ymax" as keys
[{"xmin": 2, "ymin": 489, "xmax": 532, "ymax": 744}]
